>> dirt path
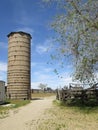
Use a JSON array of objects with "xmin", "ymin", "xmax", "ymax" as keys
[{"xmin": 0, "ymin": 96, "xmax": 55, "ymax": 130}]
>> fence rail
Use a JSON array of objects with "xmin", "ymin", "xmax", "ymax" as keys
[{"xmin": 56, "ymin": 87, "xmax": 98, "ymax": 101}]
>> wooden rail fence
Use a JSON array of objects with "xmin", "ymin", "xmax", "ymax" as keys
[{"xmin": 56, "ymin": 85, "xmax": 98, "ymax": 102}]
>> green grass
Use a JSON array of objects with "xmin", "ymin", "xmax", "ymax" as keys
[
  {"xmin": 8, "ymin": 99, "xmax": 30, "ymax": 108},
  {"xmin": 53, "ymin": 100, "xmax": 98, "ymax": 114},
  {"xmin": 53, "ymin": 99, "xmax": 98, "ymax": 114},
  {"xmin": 0, "ymin": 100, "xmax": 30, "ymax": 119},
  {"xmin": 34, "ymin": 100, "xmax": 98, "ymax": 130},
  {"xmin": 0, "ymin": 106, "xmax": 10, "ymax": 119}
]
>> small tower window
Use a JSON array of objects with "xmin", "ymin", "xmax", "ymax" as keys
[{"xmin": 14, "ymin": 55, "xmax": 16, "ymax": 58}]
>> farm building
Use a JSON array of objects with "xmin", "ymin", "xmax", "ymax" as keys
[{"xmin": 0, "ymin": 80, "xmax": 6, "ymax": 104}]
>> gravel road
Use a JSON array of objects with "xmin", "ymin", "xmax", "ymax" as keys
[{"xmin": 0, "ymin": 96, "xmax": 55, "ymax": 130}]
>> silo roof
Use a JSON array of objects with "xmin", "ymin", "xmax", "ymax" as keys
[
  {"xmin": 0, "ymin": 80, "xmax": 5, "ymax": 83},
  {"xmin": 7, "ymin": 31, "xmax": 32, "ymax": 39}
]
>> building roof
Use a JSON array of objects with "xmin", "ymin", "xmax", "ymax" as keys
[
  {"xmin": 7, "ymin": 31, "xmax": 32, "ymax": 39},
  {"xmin": 0, "ymin": 80, "xmax": 5, "ymax": 83}
]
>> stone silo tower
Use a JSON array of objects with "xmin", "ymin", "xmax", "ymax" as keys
[{"xmin": 7, "ymin": 31, "xmax": 32, "ymax": 100}]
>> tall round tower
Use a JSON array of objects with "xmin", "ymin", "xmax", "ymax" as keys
[{"xmin": 7, "ymin": 31, "xmax": 32, "ymax": 99}]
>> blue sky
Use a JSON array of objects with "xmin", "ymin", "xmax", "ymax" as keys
[{"xmin": 0, "ymin": 0, "xmax": 73, "ymax": 89}]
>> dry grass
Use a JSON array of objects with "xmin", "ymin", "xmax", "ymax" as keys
[
  {"xmin": 0, "ymin": 100, "xmax": 30, "ymax": 119},
  {"xmin": 30, "ymin": 100, "xmax": 98, "ymax": 130},
  {"xmin": 32, "ymin": 92, "xmax": 56, "ymax": 98},
  {"xmin": 0, "ymin": 107, "xmax": 10, "ymax": 119}
]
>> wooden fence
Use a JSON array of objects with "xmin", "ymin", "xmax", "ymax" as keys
[{"xmin": 56, "ymin": 85, "xmax": 98, "ymax": 102}]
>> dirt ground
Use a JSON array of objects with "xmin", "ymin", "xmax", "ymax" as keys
[{"xmin": 0, "ymin": 96, "xmax": 55, "ymax": 130}]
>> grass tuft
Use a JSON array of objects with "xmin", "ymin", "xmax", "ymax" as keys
[
  {"xmin": 35, "ymin": 99, "xmax": 98, "ymax": 130},
  {"xmin": 0, "ymin": 100, "xmax": 30, "ymax": 119},
  {"xmin": 53, "ymin": 99, "xmax": 98, "ymax": 114}
]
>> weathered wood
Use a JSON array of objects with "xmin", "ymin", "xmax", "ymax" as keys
[{"xmin": 57, "ymin": 84, "xmax": 98, "ymax": 101}]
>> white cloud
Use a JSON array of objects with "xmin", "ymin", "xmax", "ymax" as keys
[
  {"xmin": 31, "ymin": 82, "xmax": 41, "ymax": 89},
  {"xmin": 43, "ymin": 68, "xmax": 53, "ymax": 73},
  {"xmin": 36, "ymin": 39, "xmax": 53, "ymax": 54},
  {"xmin": 31, "ymin": 75, "xmax": 72, "ymax": 89},
  {"xmin": 36, "ymin": 45, "xmax": 48, "ymax": 54},
  {"xmin": 33, "ymin": 71, "xmax": 51, "ymax": 81},
  {"xmin": 66, "ymin": 65, "xmax": 73, "ymax": 69},
  {"xmin": 0, "ymin": 71, "xmax": 7, "ymax": 82},
  {"xmin": 0, "ymin": 62, "xmax": 7, "ymax": 72},
  {"xmin": 31, "ymin": 63, "xmax": 73, "ymax": 89},
  {"xmin": 31, "ymin": 62, "xmax": 37, "ymax": 67},
  {"xmin": 31, "ymin": 62, "xmax": 47, "ymax": 69},
  {"xmin": 0, "ymin": 62, "xmax": 7, "ymax": 82}
]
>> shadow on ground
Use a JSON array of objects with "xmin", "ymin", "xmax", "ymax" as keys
[{"xmin": 31, "ymin": 98, "xmax": 44, "ymax": 100}]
